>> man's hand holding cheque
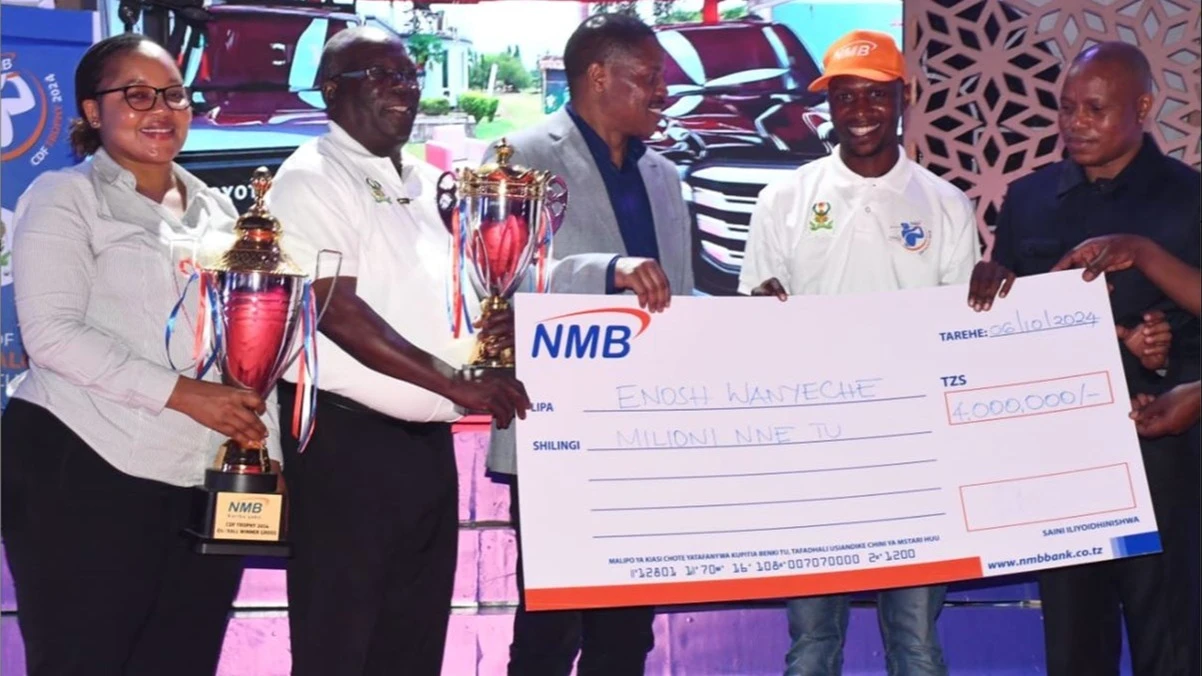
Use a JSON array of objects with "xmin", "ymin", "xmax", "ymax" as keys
[
  {"xmin": 613, "ymin": 257, "xmax": 673, "ymax": 312},
  {"xmin": 966, "ymin": 260, "xmax": 1016, "ymax": 312},
  {"xmin": 749, "ymin": 277, "xmax": 788, "ymax": 301},
  {"xmin": 1051, "ymin": 234, "xmax": 1201, "ymax": 316}
]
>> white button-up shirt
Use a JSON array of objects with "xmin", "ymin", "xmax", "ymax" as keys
[
  {"xmin": 738, "ymin": 148, "xmax": 980, "ymax": 296},
  {"xmin": 267, "ymin": 123, "xmax": 478, "ymax": 422},
  {"xmin": 11, "ymin": 149, "xmax": 282, "ymax": 487}
]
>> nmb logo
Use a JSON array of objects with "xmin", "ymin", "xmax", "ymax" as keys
[
  {"xmin": 532, "ymin": 307, "xmax": 652, "ymax": 359},
  {"xmin": 227, "ymin": 499, "xmax": 265, "ymax": 514},
  {"xmin": 833, "ymin": 40, "xmax": 877, "ymax": 61}
]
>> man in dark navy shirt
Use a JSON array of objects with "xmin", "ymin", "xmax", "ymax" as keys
[
  {"xmin": 564, "ymin": 100, "xmax": 661, "ymax": 287},
  {"xmin": 969, "ymin": 42, "xmax": 1200, "ymax": 676}
]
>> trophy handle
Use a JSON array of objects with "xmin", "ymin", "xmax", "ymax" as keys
[
  {"xmin": 312, "ymin": 248, "xmax": 343, "ymax": 325},
  {"xmin": 466, "ymin": 224, "xmax": 493, "ymax": 298},
  {"xmin": 276, "ymin": 249, "xmax": 343, "ymax": 378},
  {"xmin": 436, "ymin": 171, "xmax": 458, "ymax": 234},
  {"xmin": 534, "ymin": 176, "xmax": 568, "ymax": 264},
  {"xmin": 526, "ymin": 176, "xmax": 567, "ymax": 295},
  {"xmin": 543, "ymin": 175, "xmax": 568, "ymax": 238}
]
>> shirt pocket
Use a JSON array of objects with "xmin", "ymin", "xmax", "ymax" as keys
[
  {"xmin": 1016, "ymin": 236, "xmax": 1063, "ymax": 274},
  {"xmin": 92, "ymin": 218, "xmax": 164, "ymax": 280},
  {"xmin": 91, "ymin": 219, "xmax": 175, "ymax": 331}
]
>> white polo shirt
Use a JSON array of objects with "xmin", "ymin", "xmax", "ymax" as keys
[
  {"xmin": 738, "ymin": 147, "xmax": 980, "ymax": 296},
  {"xmin": 266, "ymin": 123, "xmax": 478, "ymax": 422}
]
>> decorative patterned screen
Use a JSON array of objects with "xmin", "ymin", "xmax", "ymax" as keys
[{"xmin": 904, "ymin": 0, "xmax": 1201, "ymax": 257}]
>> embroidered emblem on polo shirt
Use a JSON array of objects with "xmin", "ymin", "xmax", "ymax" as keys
[
  {"xmin": 808, "ymin": 202, "xmax": 834, "ymax": 231},
  {"xmin": 899, "ymin": 221, "xmax": 930, "ymax": 253},
  {"xmin": 366, "ymin": 177, "xmax": 392, "ymax": 204}
]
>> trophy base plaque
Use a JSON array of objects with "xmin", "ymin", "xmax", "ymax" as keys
[{"xmin": 186, "ymin": 467, "xmax": 292, "ymax": 558}]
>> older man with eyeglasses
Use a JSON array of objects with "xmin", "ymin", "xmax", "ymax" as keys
[{"xmin": 263, "ymin": 26, "xmax": 532, "ymax": 676}]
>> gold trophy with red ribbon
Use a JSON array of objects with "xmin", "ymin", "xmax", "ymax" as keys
[
  {"xmin": 168, "ymin": 167, "xmax": 325, "ymax": 557},
  {"xmin": 435, "ymin": 139, "xmax": 568, "ymax": 368}
]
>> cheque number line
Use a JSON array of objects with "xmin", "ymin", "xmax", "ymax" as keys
[
  {"xmin": 582, "ymin": 394, "xmax": 927, "ymax": 414},
  {"xmin": 589, "ymin": 429, "xmax": 932, "ymax": 452},
  {"xmin": 594, "ymin": 512, "xmax": 947, "ymax": 540},
  {"xmin": 589, "ymin": 458, "xmax": 938, "ymax": 483},
  {"xmin": 592, "ymin": 486, "xmax": 942, "ymax": 512}
]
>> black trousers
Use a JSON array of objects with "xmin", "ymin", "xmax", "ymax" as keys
[
  {"xmin": 507, "ymin": 479, "xmax": 656, "ymax": 676},
  {"xmin": 278, "ymin": 384, "xmax": 458, "ymax": 676},
  {"xmin": 1039, "ymin": 434, "xmax": 1200, "ymax": 676},
  {"xmin": 0, "ymin": 399, "xmax": 242, "ymax": 676}
]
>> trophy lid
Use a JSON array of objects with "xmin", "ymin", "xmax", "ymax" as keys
[
  {"xmin": 459, "ymin": 139, "xmax": 552, "ymax": 199},
  {"xmin": 210, "ymin": 167, "xmax": 304, "ymax": 276}
]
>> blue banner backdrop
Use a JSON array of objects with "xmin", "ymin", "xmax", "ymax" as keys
[{"xmin": 1, "ymin": 5, "xmax": 95, "ymax": 408}]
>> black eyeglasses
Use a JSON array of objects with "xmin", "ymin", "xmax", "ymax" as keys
[
  {"xmin": 92, "ymin": 84, "xmax": 192, "ymax": 111},
  {"xmin": 334, "ymin": 66, "xmax": 424, "ymax": 90}
]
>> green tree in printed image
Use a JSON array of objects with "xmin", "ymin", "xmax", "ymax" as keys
[
  {"xmin": 407, "ymin": 33, "xmax": 444, "ymax": 72},
  {"xmin": 655, "ymin": 0, "xmax": 750, "ymax": 23},
  {"xmin": 470, "ymin": 51, "xmax": 532, "ymax": 92}
]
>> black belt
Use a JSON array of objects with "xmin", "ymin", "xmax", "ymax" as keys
[{"xmin": 277, "ymin": 380, "xmax": 406, "ymax": 426}]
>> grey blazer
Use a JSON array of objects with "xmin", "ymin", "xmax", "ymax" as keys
[{"xmin": 485, "ymin": 109, "xmax": 694, "ymax": 475}]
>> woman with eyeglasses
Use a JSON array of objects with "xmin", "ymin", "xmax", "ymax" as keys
[{"xmin": 0, "ymin": 33, "xmax": 279, "ymax": 675}]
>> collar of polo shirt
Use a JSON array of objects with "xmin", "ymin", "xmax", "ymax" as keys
[
  {"xmin": 327, "ymin": 121, "xmax": 425, "ymax": 202},
  {"xmin": 1056, "ymin": 132, "xmax": 1164, "ymax": 198},
  {"xmin": 830, "ymin": 144, "xmax": 912, "ymax": 192}
]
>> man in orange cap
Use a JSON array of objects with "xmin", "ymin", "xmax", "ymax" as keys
[{"xmin": 741, "ymin": 29, "xmax": 977, "ymax": 675}]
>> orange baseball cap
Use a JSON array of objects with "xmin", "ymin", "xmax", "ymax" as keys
[{"xmin": 808, "ymin": 30, "xmax": 905, "ymax": 93}]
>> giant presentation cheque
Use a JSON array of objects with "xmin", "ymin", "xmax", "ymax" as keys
[{"xmin": 513, "ymin": 271, "xmax": 1160, "ymax": 611}]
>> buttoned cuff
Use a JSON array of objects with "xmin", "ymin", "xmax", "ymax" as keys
[{"xmin": 605, "ymin": 255, "xmax": 621, "ymax": 295}]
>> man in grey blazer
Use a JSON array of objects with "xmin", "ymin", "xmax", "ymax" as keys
[{"xmin": 483, "ymin": 13, "xmax": 693, "ymax": 676}]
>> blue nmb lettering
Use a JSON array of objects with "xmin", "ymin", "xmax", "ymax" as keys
[
  {"xmin": 228, "ymin": 500, "xmax": 264, "ymax": 514},
  {"xmin": 532, "ymin": 323, "xmax": 632, "ymax": 359}
]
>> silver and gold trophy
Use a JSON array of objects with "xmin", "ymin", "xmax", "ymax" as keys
[
  {"xmin": 435, "ymin": 139, "xmax": 568, "ymax": 368},
  {"xmin": 170, "ymin": 167, "xmax": 324, "ymax": 557}
]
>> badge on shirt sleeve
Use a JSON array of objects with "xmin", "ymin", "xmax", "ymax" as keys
[
  {"xmin": 808, "ymin": 202, "xmax": 834, "ymax": 231},
  {"xmin": 896, "ymin": 221, "xmax": 931, "ymax": 253},
  {"xmin": 366, "ymin": 177, "xmax": 392, "ymax": 204}
]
